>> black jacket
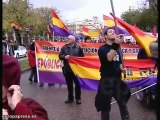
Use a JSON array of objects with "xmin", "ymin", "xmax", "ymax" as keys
[{"xmin": 59, "ymin": 43, "xmax": 84, "ymax": 73}]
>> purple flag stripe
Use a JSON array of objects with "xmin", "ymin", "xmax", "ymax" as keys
[
  {"xmin": 39, "ymin": 71, "xmax": 66, "ymax": 84},
  {"xmin": 53, "ymin": 25, "xmax": 71, "ymax": 37},
  {"xmin": 126, "ymin": 76, "xmax": 157, "ymax": 88},
  {"xmin": 76, "ymin": 76, "xmax": 157, "ymax": 91},
  {"xmin": 38, "ymin": 71, "xmax": 157, "ymax": 91}
]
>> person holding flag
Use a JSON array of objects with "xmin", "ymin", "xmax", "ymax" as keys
[
  {"xmin": 95, "ymin": 28, "xmax": 130, "ymax": 120},
  {"xmin": 59, "ymin": 35, "xmax": 84, "ymax": 104}
]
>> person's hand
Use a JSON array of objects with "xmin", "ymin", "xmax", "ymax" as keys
[
  {"xmin": 114, "ymin": 35, "xmax": 121, "ymax": 44},
  {"xmin": 120, "ymin": 64, "xmax": 127, "ymax": 74},
  {"xmin": 121, "ymin": 68, "xmax": 127, "ymax": 74},
  {"xmin": 2, "ymin": 109, "xmax": 8, "ymax": 120},
  {"xmin": 7, "ymin": 85, "xmax": 23, "ymax": 110},
  {"xmin": 65, "ymin": 55, "xmax": 70, "ymax": 59},
  {"xmin": 121, "ymin": 68, "xmax": 127, "ymax": 78},
  {"xmin": 149, "ymin": 68, "xmax": 156, "ymax": 75}
]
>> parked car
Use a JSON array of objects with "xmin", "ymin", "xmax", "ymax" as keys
[{"xmin": 14, "ymin": 46, "xmax": 27, "ymax": 58}]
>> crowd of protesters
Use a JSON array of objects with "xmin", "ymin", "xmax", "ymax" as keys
[
  {"xmin": 2, "ymin": 36, "xmax": 18, "ymax": 56},
  {"xmin": 2, "ymin": 30, "xmax": 159, "ymax": 120}
]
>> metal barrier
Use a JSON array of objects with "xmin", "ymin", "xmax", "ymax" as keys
[{"xmin": 111, "ymin": 82, "xmax": 157, "ymax": 105}]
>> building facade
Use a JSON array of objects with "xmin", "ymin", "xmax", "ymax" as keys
[{"xmin": 66, "ymin": 19, "xmax": 102, "ymax": 35}]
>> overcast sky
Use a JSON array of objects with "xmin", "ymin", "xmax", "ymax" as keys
[
  {"xmin": 29, "ymin": 0, "xmax": 141, "ymax": 22},
  {"xmin": 4, "ymin": 0, "xmax": 142, "ymax": 22}
]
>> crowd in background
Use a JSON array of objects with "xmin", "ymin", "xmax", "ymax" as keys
[{"xmin": 2, "ymin": 33, "xmax": 138, "ymax": 58}]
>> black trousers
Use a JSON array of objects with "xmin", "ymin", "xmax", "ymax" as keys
[
  {"xmin": 63, "ymin": 71, "xmax": 81, "ymax": 100},
  {"xmin": 95, "ymin": 77, "xmax": 130, "ymax": 120},
  {"xmin": 29, "ymin": 67, "xmax": 37, "ymax": 82}
]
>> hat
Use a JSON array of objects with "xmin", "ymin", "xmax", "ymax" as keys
[
  {"xmin": 67, "ymin": 35, "xmax": 75, "ymax": 41},
  {"xmin": 3, "ymin": 54, "xmax": 21, "ymax": 88}
]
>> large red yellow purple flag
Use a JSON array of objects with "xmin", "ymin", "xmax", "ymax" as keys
[
  {"xmin": 35, "ymin": 41, "xmax": 157, "ymax": 91},
  {"xmin": 111, "ymin": 15, "xmax": 157, "ymax": 57},
  {"xmin": 69, "ymin": 57, "xmax": 157, "ymax": 90},
  {"xmin": 80, "ymin": 26, "xmax": 90, "ymax": 36},
  {"xmin": 80, "ymin": 26, "xmax": 100, "ymax": 37},
  {"xmin": 50, "ymin": 9, "xmax": 72, "ymax": 37},
  {"xmin": 103, "ymin": 15, "xmax": 129, "ymax": 35}
]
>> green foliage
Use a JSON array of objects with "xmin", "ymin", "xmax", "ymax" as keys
[
  {"xmin": 136, "ymin": 8, "xmax": 157, "ymax": 31},
  {"xmin": 121, "ymin": 10, "xmax": 141, "ymax": 25},
  {"xmin": 19, "ymin": 59, "xmax": 29, "ymax": 70},
  {"xmin": 3, "ymin": 0, "xmax": 29, "ymax": 31},
  {"xmin": 121, "ymin": 0, "xmax": 157, "ymax": 31},
  {"xmin": 3, "ymin": 0, "xmax": 60, "ymax": 37}
]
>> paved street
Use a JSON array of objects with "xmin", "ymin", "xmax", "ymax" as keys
[{"xmin": 20, "ymin": 71, "xmax": 156, "ymax": 120}]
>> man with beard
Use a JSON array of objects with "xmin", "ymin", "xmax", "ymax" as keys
[{"xmin": 95, "ymin": 28, "xmax": 130, "ymax": 120}]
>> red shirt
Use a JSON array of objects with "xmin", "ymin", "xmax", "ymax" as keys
[
  {"xmin": 3, "ymin": 98, "xmax": 49, "ymax": 120},
  {"xmin": 27, "ymin": 50, "xmax": 36, "ymax": 68}
]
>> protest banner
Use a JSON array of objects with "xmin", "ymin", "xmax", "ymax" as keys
[{"xmin": 35, "ymin": 41, "xmax": 156, "ymax": 90}]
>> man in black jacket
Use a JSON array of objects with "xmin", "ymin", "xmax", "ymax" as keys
[
  {"xmin": 95, "ymin": 28, "xmax": 130, "ymax": 120},
  {"xmin": 59, "ymin": 35, "xmax": 84, "ymax": 104}
]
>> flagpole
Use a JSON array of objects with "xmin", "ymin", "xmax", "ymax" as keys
[
  {"xmin": 110, "ymin": 0, "xmax": 118, "ymax": 33},
  {"xmin": 52, "ymin": 31, "xmax": 54, "ymax": 41},
  {"xmin": 110, "ymin": 0, "xmax": 126, "ymax": 77},
  {"xmin": 47, "ymin": 34, "xmax": 50, "ymax": 41},
  {"xmin": 13, "ymin": 29, "xmax": 17, "ymax": 42}
]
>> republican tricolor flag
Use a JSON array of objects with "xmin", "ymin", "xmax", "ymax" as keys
[
  {"xmin": 111, "ymin": 15, "xmax": 157, "ymax": 57},
  {"xmin": 80, "ymin": 26, "xmax": 91, "ymax": 36},
  {"xmin": 68, "ymin": 57, "xmax": 157, "ymax": 90},
  {"xmin": 103, "ymin": 15, "xmax": 129, "ymax": 35},
  {"xmin": 50, "ymin": 9, "xmax": 72, "ymax": 37}
]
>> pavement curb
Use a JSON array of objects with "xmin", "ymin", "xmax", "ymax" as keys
[{"xmin": 21, "ymin": 68, "xmax": 31, "ymax": 74}]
